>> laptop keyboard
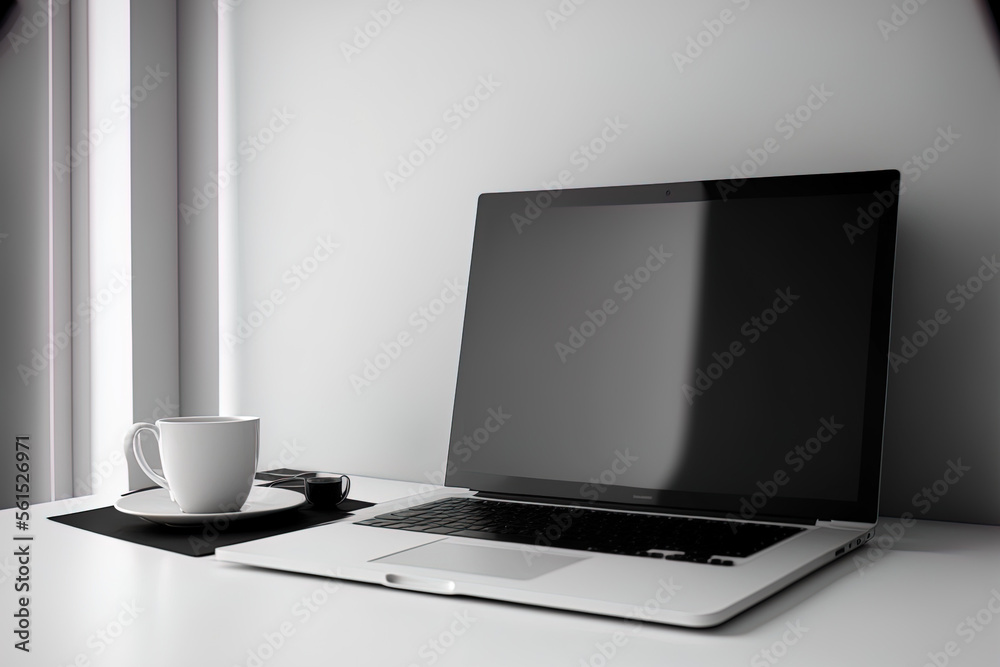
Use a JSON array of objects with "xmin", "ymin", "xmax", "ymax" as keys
[{"xmin": 355, "ymin": 497, "xmax": 805, "ymax": 565}]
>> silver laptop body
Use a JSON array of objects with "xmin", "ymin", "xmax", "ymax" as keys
[{"xmin": 218, "ymin": 170, "xmax": 899, "ymax": 627}]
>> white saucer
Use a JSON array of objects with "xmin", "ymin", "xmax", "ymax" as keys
[{"xmin": 114, "ymin": 486, "xmax": 305, "ymax": 525}]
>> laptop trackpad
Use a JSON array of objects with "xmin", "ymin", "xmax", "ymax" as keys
[{"xmin": 374, "ymin": 540, "xmax": 585, "ymax": 580}]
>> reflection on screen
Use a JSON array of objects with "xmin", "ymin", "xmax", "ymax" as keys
[{"xmin": 449, "ymin": 194, "xmax": 880, "ymax": 505}]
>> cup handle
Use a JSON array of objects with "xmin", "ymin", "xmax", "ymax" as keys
[
  {"xmin": 124, "ymin": 422, "xmax": 170, "ymax": 490},
  {"xmin": 340, "ymin": 474, "xmax": 351, "ymax": 503}
]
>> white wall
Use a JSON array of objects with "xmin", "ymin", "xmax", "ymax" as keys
[
  {"xmin": 216, "ymin": 0, "xmax": 1000, "ymax": 523},
  {"xmin": 125, "ymin": 0, "xmax": 180, "ymax": 487},
  {"xmin": 178, "ymin": 0, "xmax": 220, "ymax": 417}
]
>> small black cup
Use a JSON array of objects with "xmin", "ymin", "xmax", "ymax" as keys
[{"xmin": 304, "ymin": 474, "xmax": 350, "ymax": 508}]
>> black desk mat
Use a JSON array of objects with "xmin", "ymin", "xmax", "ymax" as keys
[{"xmin": 48, "ymin": 474, "xmax": 374, "ymax": 557}]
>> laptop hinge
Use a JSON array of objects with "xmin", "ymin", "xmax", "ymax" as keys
[{"xmin": 815, "ymin": 519, "xmax": 875, "ymax": 530}]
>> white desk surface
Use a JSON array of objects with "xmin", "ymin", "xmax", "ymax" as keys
[{"xmin": 3, "ymin": 475, "xmax": 999, "ymax": 667}]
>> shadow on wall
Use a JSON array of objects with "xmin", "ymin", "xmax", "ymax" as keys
[
  {"xmin": 879, "ymin": 215, "xmax": 1000, "ymax": 526},
  {"xmin": 982, "ymin": 0, "xmax": 1000, "ymax": 62},
  {"xmin": 0, "ymin": 0, "xmax": 20, "ymax": 58}
]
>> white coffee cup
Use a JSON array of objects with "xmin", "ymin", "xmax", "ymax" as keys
[{"xmin": 123, "ymin": 416, "xmax": 259, "ymax": 514}]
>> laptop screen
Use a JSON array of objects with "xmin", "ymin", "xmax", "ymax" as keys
[{"xmin": 447, "ymin": 171, "xmax": 898, "ymax": 524}]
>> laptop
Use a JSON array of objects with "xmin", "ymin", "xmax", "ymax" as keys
[{"xmin": 217, "ymin": 169, "xmax": 900, "ymax": 627}]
